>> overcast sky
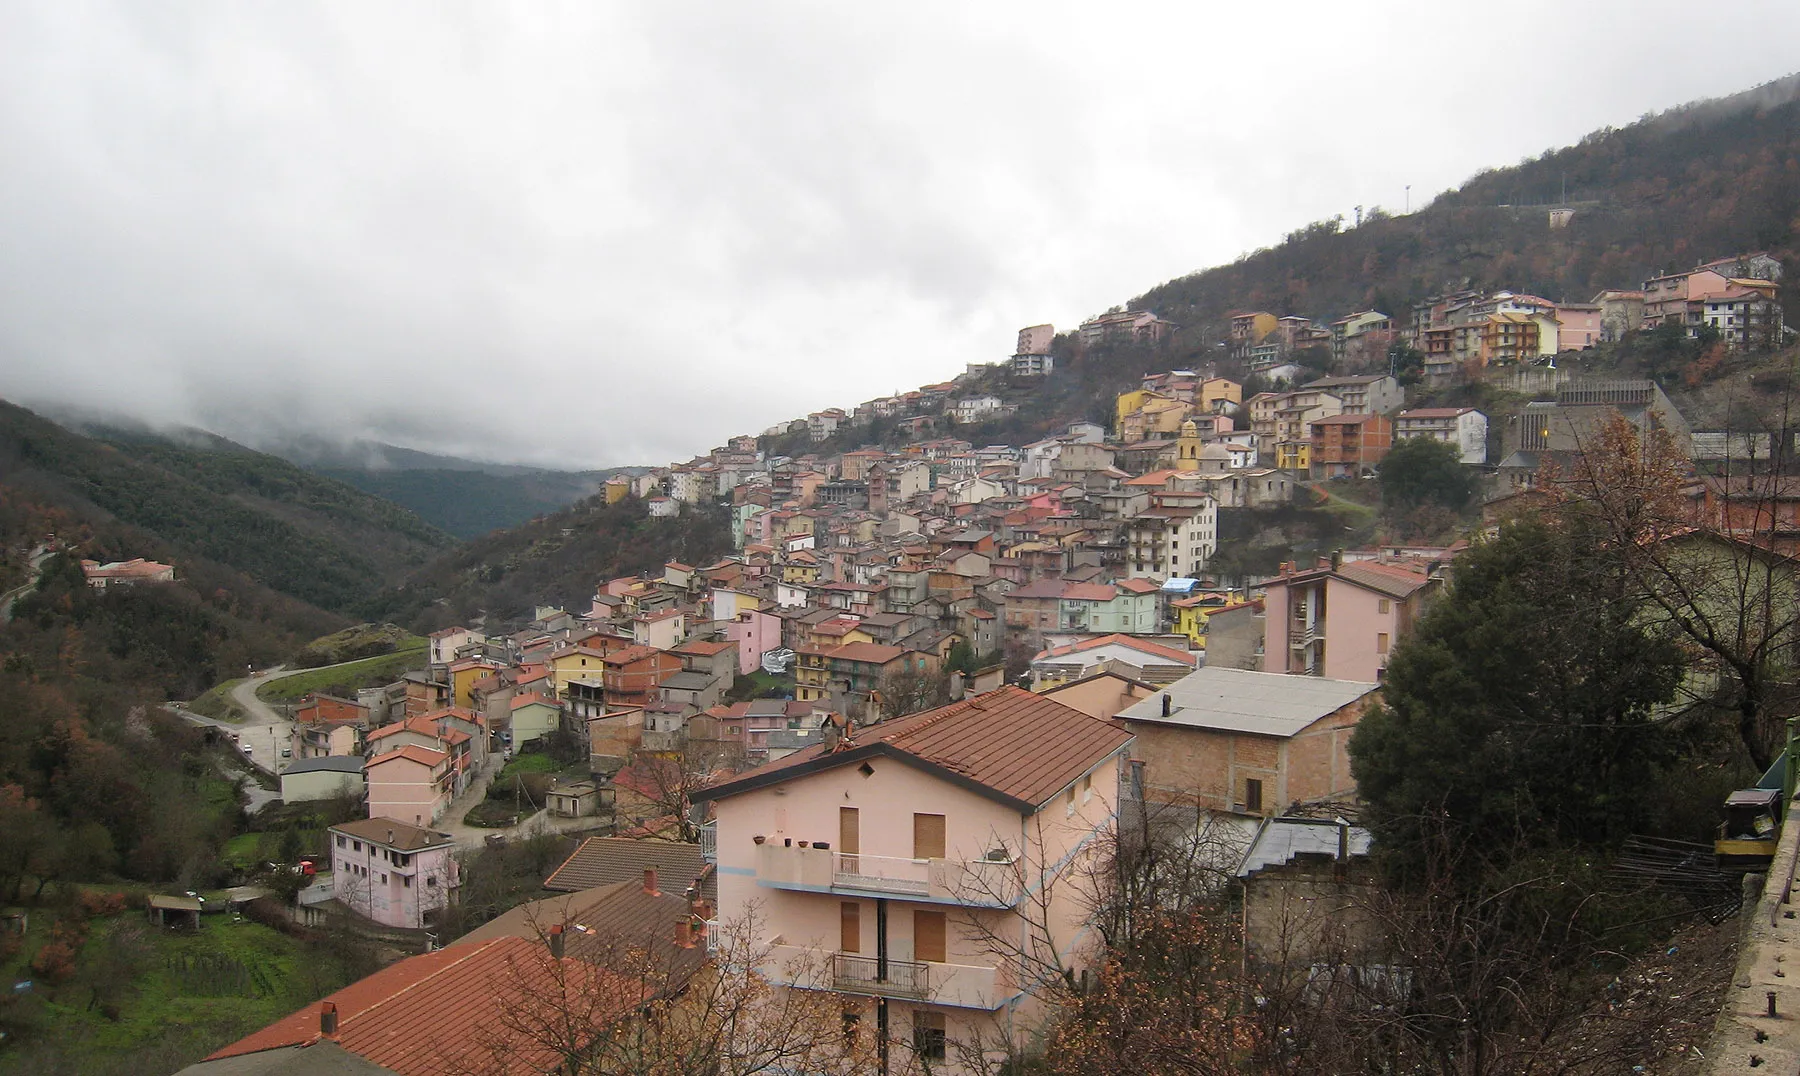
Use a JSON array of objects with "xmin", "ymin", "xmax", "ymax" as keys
[{"xmin": 1, "ymin": 2, "xmax": 1797, "ymax": 469}]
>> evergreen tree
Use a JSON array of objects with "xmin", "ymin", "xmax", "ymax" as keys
[{"xmin": 1349, "ymin": 518, "xmax": 1687, "ymax": 877}]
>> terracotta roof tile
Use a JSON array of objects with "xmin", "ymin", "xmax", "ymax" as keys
[
  {"xmin": 368, "ymin": 745, "xmax": 448, "ymax": 769},
  {"xmin": 703, "ymin": 686, "xmax": 1132, "ymax": 812},
  {"xmin": 544, "ymin": 837, "xmax": 710, "ymax": 896},
  {"xmin": 204, "ymin": 936, "xmax": 643, "ymax": 1073}
]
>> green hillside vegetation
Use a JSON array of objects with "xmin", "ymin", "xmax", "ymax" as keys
[
  {"xmin": 315, "ymin": 465, "xmax": 606, "ymax": 538},
  {"xmin": 288, "ymin": 622, "xmax": 420, "ymax": 668},
  {"xmin": 0, "ymin": 401, "xmax": 454, "ymax": 614},
  {"xmin": 369, "ymin": 495, "xmax": 732, "ymax": 629},
  {"xmin": 791, "ymin": 76, "xmax": 1800, "ymax": 461},
  {"xmin": 256, "ymin": 647, "xmax": 427, "ymax": 705}
]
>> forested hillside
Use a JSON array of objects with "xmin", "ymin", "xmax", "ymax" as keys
[
  {"xmin": 367, "ymin": 495, "xmax": 732, "ymax": 629},
  {"xmin": 314, "ymin": 466, "xmax": 606, "ymax": 539},
  {"xmin": 794, "ymin": 74, "xmax": 1800, "ymax": 458},
  {"xmin": 0, "ymin": 402, "xmax": 454, "ymax": 613},
  {"xmin": 1136, "ymin": 74, "xmax": 1800, "ymax": 360}
]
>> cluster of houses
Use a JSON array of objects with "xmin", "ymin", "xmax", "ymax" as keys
[
  {"xmin": 1230, "ymin": 249, "xmax": 1786, "ymax": 387},
  {"xmin": 185, "ymin": 251, "xmax": 1791, "ymax": 1075},
  {"xmin": 79, "ymin": 556, "xmax": 175, "ymax": 588}
]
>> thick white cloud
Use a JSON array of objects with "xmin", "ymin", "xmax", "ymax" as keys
[{"xmin": 1, "ymin": 0, "xmax": 1796, "ymax": 467}]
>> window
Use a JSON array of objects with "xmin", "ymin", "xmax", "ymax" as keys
[
  {"xmin": 1245, "ymin": 778, "xmax": 1264, "ymax": 813},
  {"xmin": 842, "ymin": 1009, "xmax": 863, "ymax": 1046},
  {"xmin": 427, "ymin": 876, "xmax": 438, "ymax": 887},
  {"xmin": 335, "ymin": 835, "xmax": 346, "ymax": 849},
  {"xmin": 352, "ymin": 840, "xmax": 363, "ymax": 853},
  {"xmin": 1066, "ymin": 786, "xmax": 1077, "ymax": 816},
  {"xmin": 913, "ymin": 813, "xmax": 945, "ymax": 860},
  {"xmin": 403, "ymin": 876, "xmax": 412, "ymax": 888},
  {"xmin": 914, "ymin": 910, "xmax": 947, "ymax": 963},
  {"xmin": 1377, "ymin": 599, "xmax": 1390, "ymax": 614},
  {"xmin": 841, "ymin": 901, "xmax": 861, "ymax": 954},
  {"xmin": 1377, "ymin": 632, "xmax": 1390, "ymax": 655},
  {"xmin": 913, "ymin": 1011, "xmax": 947, "ymax": 1061},
  {"xmin": 1081, "ymin": 775, "xmax": 1093, "ymax": 804}
]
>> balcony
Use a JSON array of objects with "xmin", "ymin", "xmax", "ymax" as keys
[
  {"xmin": 834, "ymin": 953, "xmax": 929, "ymax": 999},
  {"xmin": 755, "ymin": 845, "xmax": 1023, "ymax": 907},
  {"xmin": 763, "ymin": 944, "xmax": 1005, "ymax": 1010},
  {"xmin": 1290, "ymin": 624, "xmax": 1323, "ymax": 648}
]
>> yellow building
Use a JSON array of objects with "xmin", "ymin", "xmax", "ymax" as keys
[
  {"xmin": 548, "ymin": 644, "xmax": 614, "ymax": 696},
  {"xmin": 1175, "ymin": 419, "xmax": 1205, "ymax": 472},
  {"xmin": 793, "ymin": 647, "xmax": 832, "ymax": 703},
  {"xmin": 1275, "ymin": 441, "xmax": 1311, "ymax": 471},
  {"xmin": 603, "ymin": 478, "xmax": 631, "ymax": 505},
  {"xmin": 780, "ymin": 551, "xmax": 821, "ymax": 585},
  {"xmin": 1198, "ymin": 377, "xmax": 1242, "ymax": 414},
  {"xmin": 1169, "ymin": 594, "xmax": 1248, "ymax": 648},
  {"xmin": 1115, "ymin": 389, "xmax": 1166, "ymax": 431},
  {"xmin": 448, "ymin": 660, "xmax": 499, "ymax": 710}
]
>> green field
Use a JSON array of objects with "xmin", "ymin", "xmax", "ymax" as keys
[
  {"xmin": 255, "ymin": 645, "xmax": 427, "ymax": 704},
  {"xmin": 0, "ymin": 909, "xmax": 366, "ymax": 1076},
  {"xmin": 187, "ymin": 678, "xmax": 248, "ymax": 722}
]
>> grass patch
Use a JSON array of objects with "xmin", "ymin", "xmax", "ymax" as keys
[
  {"xmin": 256, "ymin": 646, "xmax": 427, "ymax": 704},
  {"xmin": 0, "ymin": 910, "xmax": 367, "ymax": 1076},
  {"xmin": 726, "ymin": 670, "xmax": 789, "ymax": 702},
  {"xmin": 497, "ymin": 752, "xmax": 560, "ymax": 779},
  {"xmin": 187, "ymin": 678, "xmax": 247, "ymax": 722}
]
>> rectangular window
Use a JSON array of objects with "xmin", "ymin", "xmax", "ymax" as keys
[
  {"xmin": 914, "ymin": 1011, "xmax": 947, "ymax": 1061},
  {"xmin": 1245, "ymin": 778, "xmax": 1264, "ymax": 813},
  {"xmin": 913, "ymin": 813, "xmax": 945, "ymax": 860},
  {"xmin": 1378, "ymin": 599, "xmax": 1390, "ymax": 614},
  {"xmin": 841, "ymin": 901, "xmax": 861, "ymax": 954},
  {"xmin": 1081, "ymin": 774, "xmax": 1093, "ymax": 803},
  {"xmin": 914, "ymin": 910, "xmax": 947, "ymax": 964},
  {"xmin": 1377, "ymin": 632, "xmax": 1390, "ymax": 654}
]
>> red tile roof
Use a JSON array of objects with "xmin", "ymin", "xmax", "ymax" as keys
[
  {"xmin": 672, "ymin": 639, "xmax": 734, "ymax": 656},
  {"xmin": 203, "ymin": 936, "xmax": 643, "ymax": 1073},
  {"xmin": 702, "ymin": 686, "xmax": 1133, "ymax": 813},
  {"xmin": 827, "ymin": 642, "xmax": 908, "ymax": 666},
  {"xmin": 367, "ymin": 716, "xmax": 471, "ymax": 746},
  {"xmin": 510, "ymin": 691, "xmax": 560, "ymax": 710},
  {"xmin": 1033, "ymin": 633, "xmax": 1198, "ymax": 666},
  {"xmin": 368, "ymin": 744, "xmax": 448, "ymax": 769}
]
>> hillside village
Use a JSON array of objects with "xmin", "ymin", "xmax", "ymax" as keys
[{"xmin": 166, "ymin": 246, "xmax": 1800, "ymax": 1075}]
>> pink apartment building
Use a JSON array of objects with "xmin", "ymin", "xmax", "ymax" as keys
[
  {"xmin": 701, "ymin": 687, "xmax": 1133, "ymax": 1074},
  {"xmin": 365, "ymin": 744, "xmax": 453, "ymax": 827},
  {"xmin": 1262, "ymin": 557, "xmax": 1442, "ymax": 681},
  {"xmin": 328, "ymin": 817, "xmax": 459, "ymax": 929}
]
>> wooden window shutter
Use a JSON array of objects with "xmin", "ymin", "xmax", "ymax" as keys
[
  {"xmin": 839, "ymin": 807, "xmax": 860, "ymax": 854},
  {"xmin": 841, "ymin": 901, "xmax": 861, "ymax": 954},
  {"xmin": 914, "ymin": 909, "xmax": 946, "ymax": 963},
  {"xmin": 913, "ymin": 813, "xmax": 945, "ymax": 860}
]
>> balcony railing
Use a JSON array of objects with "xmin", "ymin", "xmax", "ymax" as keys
[
  {"xmin": 755, "ymin": 844, "xmax": 1023, "ymax": 906},
  {"xmin": 834, "ymin": 852, "xmax": 931, "ymax": 895},
  {"xmin": 834, "ymin": 953, "xmax": 929, "ymax": 999}
]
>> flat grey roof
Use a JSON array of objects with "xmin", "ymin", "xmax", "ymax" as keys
[
  {"xmin": 1238, "ymin": 817, "xmax": 1372, "ymax": 878},
  {"xmin": 280, "ymin": 755, "xmax": 366, "ymax": 776},
  {"xmin": 1115, "ymin": 666, "xmax": 1377, "ymax": 738}
]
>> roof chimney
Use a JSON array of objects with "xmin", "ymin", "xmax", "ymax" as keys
[
  {"xmin": 386, "ymin": 829, "xmax": 394, "ymax": 845},
  {"xmin": 548, "ymin": 923, "xmax": 565, "ymax": 959},
  {"xmin": 643, "ymin": 867, "xmax": 659, "ymax": 896},
  {"xmin": 675, "ymin": 920, "xmax": 694, "ymax": 949},
  {"xmin": 1331, "ymin": 549, "xmax": 1343, "ymax": 571},
  {"xmin": 1161, "ymin": 693, "xmax": 1172, "ymax": 717},
  {"xmin": 319, "ymin": 1001, "xmax": 339, "ymax": 1038}
]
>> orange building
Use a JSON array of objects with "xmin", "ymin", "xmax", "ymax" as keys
[{"xmin": 1308, "ymin": 414, "xmax": 1393, "ymax": 479}]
